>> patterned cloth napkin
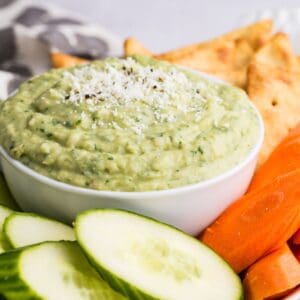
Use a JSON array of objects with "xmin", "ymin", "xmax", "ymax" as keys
[{"xmin": 0, "ymin": 0, "xmax": 122, "ymax": 99}]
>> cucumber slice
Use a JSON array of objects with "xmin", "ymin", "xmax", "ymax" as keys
[
  {"xmin": 0, "ymin": 205, "xmax": 14, "ymax": 251},
  {"xmin": 0, "ymin": 241, "xmax": 126, "ymax": 300},
  {"xmin": 3, "ymin": 213, "xmax": 76, "ymax": 249},
  {"xmin": 76, "ymin": 209, "xmax": 243, "ymax": 300}
]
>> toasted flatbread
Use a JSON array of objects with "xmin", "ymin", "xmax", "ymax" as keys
[
  {"xmin": 247, "ymin": 33, "xmax": 300, "ymax": 165},
  {"xmin": 123, "ymin": 21, "xmax": 273, "ymax": 87},
  {"xmin": 51, "ymin": 52, "xmax": 89, "ymax": 68},
  {"xmin": 124, "ymin": 37, "xmax": 153, "ymax": 57},
  {"xmin": 250, "ymin": 32, "xmax": 299, "ymax": 71},
  {"xmin": 157, "ymin": 37, "xmax": 255, "ymax": 87},
  {"xmin": 157, "ymin": 19, "xmax": 273, "ymax": 61},
  {"xmin": 150, "ymin": 20, "xmax": 272, "ymax": 87}
]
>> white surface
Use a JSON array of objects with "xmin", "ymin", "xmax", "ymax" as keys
[{"xmin": 36, "ymin": 0, "xmax": 300, "ymax": 52}]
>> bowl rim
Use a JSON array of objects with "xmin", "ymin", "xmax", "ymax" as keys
[{"xmin": 0, "ymin": 71, "xmax": 264, "ymax": 197}]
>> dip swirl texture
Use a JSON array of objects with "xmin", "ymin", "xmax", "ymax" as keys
[{"xmin": 0, "ymin": 56, "xmax": 260, "ymax": 191}]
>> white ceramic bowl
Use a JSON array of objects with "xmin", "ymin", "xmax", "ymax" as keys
[{"xmin": 0, "ymin": 75, "xmax": 264, "ymax": 236}]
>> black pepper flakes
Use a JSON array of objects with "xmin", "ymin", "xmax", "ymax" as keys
[{"xmin": 198, "ymin": 146, "xmax": 204, "ymax": 154}]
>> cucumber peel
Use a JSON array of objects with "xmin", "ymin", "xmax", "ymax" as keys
[
  {"xmin": 0, "ymin": 241, "xmax": 126, "ymax": 300},
  {"xmin": 3, "ymin": 212, "xmax": 76, "ymax": 249},
  {"xmin": 0, "ymin": 205, "xmax": 14, "ymax": 251},
  {"xmin": 76, "ymin": 209, "xmax": 243, "ymax": 300}
]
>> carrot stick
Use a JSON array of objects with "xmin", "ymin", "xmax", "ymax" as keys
[
  {"xmin": 51, "ymin": 52, "xmax": 89, "ymax": 68},
  {"xmin": 201, "ymin": 169, "xmax": 300, "ymax": 273},
  {"xmin": 249, "ymin": 123, "xmax": 300, "ymax": 191},
  {"xmin": 243, "ymin": 244, "xmax": 300, "ymax": 300}
]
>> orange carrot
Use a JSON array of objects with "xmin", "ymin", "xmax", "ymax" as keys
[
  {"xmin": 292, "ymin": 228, "xmax": 300, "ymax": 245},
  {"xmin": 243, "ymin": 244, "xmax": 300, "ymax": 300},
  {"xmin": 201, "ymin": 169, "xmax": 300, "ymax": 273},
  {"xmin": 249, "ymin": 123, "xmax": 300, "ymax": 191}
]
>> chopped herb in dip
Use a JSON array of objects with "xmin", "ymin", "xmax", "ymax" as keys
[{"xmin": 0, "ymin": 55, "xmax": 260, "ymax": 191}]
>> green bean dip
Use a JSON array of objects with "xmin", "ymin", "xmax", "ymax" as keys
[{"xmin": 0, "ymin": 55, "xmax": 260, "ymax": 191}]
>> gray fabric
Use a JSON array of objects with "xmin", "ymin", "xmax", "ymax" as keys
[{"xmin": 0, "ymin": 0, "xmax": 122, "ymax": 99}]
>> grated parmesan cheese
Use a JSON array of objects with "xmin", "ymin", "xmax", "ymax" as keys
[{"xmin": 62, "ymin": 57, "xmax": 209, "ymax": 134}]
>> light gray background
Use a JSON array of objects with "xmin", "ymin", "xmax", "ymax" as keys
[{"xmin": 39, "ymin": 0, "xmax": 300, "ymax": 52}]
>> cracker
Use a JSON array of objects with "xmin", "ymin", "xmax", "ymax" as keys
[
  {"xmin": 122, "ymin": 21, "xmax": 273, "ymax": 87},
  {"xmin": 247, "ymin": 32, "xmax": 300, "ymax": 165},
  {"xmin": 155, "ymin": 20, "xmax": 273, "ymax": 87},
  {"xmin": 51, "ymin": 52, "xmax": 89, "ymax": 68},
  {"xmin": 157, "ymin": 19, "xmax": 273, "ymax": 61},
  {"xmin": 250, "ymin": 32, "xmax": 298, "ymax": 71},
  {"xmin": 124, "ymin": 37, "xmax": 153, "ymax": 57},
  {"xmin": 157, "ymin": 37, "xmax": 255, "ymax": 87}
]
